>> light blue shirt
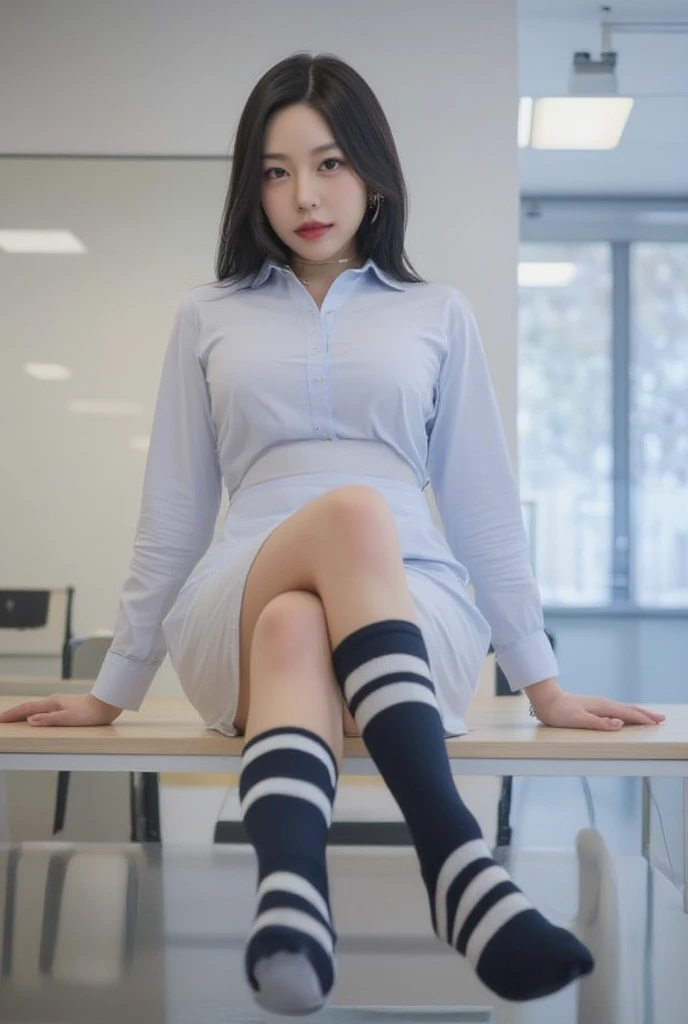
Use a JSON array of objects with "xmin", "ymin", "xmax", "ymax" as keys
[{"xmin": 92, "ymin": 256, "xmax": 558, "ymax": 711}]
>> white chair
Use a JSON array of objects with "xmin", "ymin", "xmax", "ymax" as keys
[
  {"xmin": 0, "ymin": 843, "xmax": 143, "ymax": 990},
  {"xmin": 573, "ymin": 828, "xmax": 622, "ymax": 1024}
]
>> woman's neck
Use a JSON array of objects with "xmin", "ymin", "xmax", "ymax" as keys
[{"xmin": 289, "ymin": 249, "xmax": 363, "ymax": 295}]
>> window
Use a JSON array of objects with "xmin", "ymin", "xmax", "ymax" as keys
[
  {"xmin": 518, "ymin": 243, "xmax": 613, "ymax": 605},
  {"xmin": 518, "ymin": 226, "xmax": 688, "ymax": 609},
  {"xmin": 631, "ymin": 244, "xmax": 688, "ymax": 606}
]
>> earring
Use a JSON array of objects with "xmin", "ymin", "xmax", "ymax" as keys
[{"xmin": 368, "ymin": 191, "xmax": 384, "ymax": 224}]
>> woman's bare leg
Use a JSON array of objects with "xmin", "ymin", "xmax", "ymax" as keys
[
  {"xmin": 243, "ymin": 589, "xmax": 348, "ymax": 764},
  {"xmin": 234, "ymin": 483, "xmax": 419, "ymax": 746}
]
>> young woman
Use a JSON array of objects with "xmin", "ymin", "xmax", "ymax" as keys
[{"xmin": 1, "ymin": 52, "xmax": 664, "ymax": 1015}]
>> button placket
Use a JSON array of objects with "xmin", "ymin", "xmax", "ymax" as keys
[
  {"xmin": 305, "ymin": 296, "xmax": 337, "ymax": 442},
  {"xmin": 308, "ymin": 324, "xmax": 328, "ymax": 439}
]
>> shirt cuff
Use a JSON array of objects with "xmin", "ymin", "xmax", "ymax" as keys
[
  {"xmin": 494, "ymin": 630, "xmax": 560, "ymax": 692},
  {"xmin": 90, "ymin": 649, "xmax": 159, "ymax": 711}
]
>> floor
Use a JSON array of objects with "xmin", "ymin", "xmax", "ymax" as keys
[{"xmin": 0, "ymin": 837, "xmax": 686, "ymax": 1024}]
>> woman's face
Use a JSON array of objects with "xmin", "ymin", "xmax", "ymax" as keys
[{"xmin": 260, "ymin": 103, "xmax": 368, "ymax": 264}]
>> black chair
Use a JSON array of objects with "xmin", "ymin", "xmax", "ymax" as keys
[
  {"xmin": 54, "ymin": 635, "xmax": 161, "ymax": 843},
  {"xmin": 0, "ymin": 586, "xmax": 75, "ymax": 677}
]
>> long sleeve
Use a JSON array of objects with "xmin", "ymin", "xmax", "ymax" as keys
[
  {"xmin": 427, "ymin": 289, "xmax": 558, "ymax": 691},
  {"xmin": 91, "ymin": 295, "xmax": 222, "ymax": 710}
]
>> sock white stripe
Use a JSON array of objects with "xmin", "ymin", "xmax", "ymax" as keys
[
  {"xmin": 343, "ymin": 653, "xmax": 432, "ymax": 704},
  {"xmin": 466, "ymin": 892, "xmax": 533, "ymax": 966},
  {"xmin": 241, "ymin": 733, "xmax": 337, "ymax": 789},
  {"xmin": 435, "ymin": 838, "xmax": 493, "ymax": 942},
  {"xmin": 240, "ymin": 778, "xmax": 332, "ymax": 827},
  {"xmin": 250, "ymin": 907, "xmax": 334, "ymax": 958},
  {"xmin": 353, "ymin": 682, "xmax": 439, "ymax": 732},
  {"xmin": 451, "ymin": 864, "xmax": 514, "ymax": 948},
  {"xmin": 257, "ymin": 872, "xmax": 330, "ymax": 926}
]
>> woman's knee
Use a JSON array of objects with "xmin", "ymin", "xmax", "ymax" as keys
[
  {"xmin": 251, "ymin": 590, "xmax": 360, "ymax": 736},
  {"xmin": 251, "ymin": 590, "xmax": 329, "ymax": 671},
  {"xmin": 321, "ymin": 485, "xmax": 401, "ymax": 563}
]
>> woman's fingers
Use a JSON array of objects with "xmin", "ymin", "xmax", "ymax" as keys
[
  {"xmin": 27, "ymin": 710, "xmax": 70, "ymax": 727},
  {"xmin": 579, "ymin": 711, "xmax": 625, "ymax": 731},
  {"xmin": 611, "ymin": 706, "xmax": 654, "ymax": 725},
  {"xmin": 627, "ymin": 704, "xmax": 666, "ymax": 723},
  {"xmin": 0, "ymin": 697, "xmax": 62, "ymax": 722},
  {"xmin": 593, "ymin": 700, "xmax": 664, "ymax": 726}
]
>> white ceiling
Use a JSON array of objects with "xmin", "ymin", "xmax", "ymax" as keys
[
  {"xmin": 1, "ymin": 0, "xmax": 687, "ymax": 196},
  {"xmin": 518, "ymin": 0, "xmax": 688, "ymax": 194}
]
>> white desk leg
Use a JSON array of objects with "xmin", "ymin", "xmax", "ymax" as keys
[
  {"xmin": 642, "ymin": 776, "xmax": 688, "ymax": 915},
  {"xmin": 684, "ymin": 777, "xmax": 688, "ymax": 914},
  {"xmin": 641, "ymin": 777, "xmax": 651, "ymax": 860}
]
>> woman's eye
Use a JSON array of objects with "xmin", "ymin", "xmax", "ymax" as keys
[{"xmin": 263, "ymin": 158, "xmax": 343, "ymax": 181}]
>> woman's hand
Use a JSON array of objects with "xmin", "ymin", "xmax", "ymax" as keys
[
  {"xmin": 525, "ymin": 678, "xmax": 666, "ymax": 731},
  {"xmin": 0, "ymin": 693, "xmax": 123, "ymax": 727},
  {"xmin": 534, "ymin": 692, "xmax": 666, "ymax": 730}
]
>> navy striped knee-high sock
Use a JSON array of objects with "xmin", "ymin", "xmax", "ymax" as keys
[
  {"xmin": 331, "ymin": 619, "xmax": 594, "ymax": 1002},
  {"xmin": 239, "ymin": 726, "xmax": 338, "ymax": 1015}
]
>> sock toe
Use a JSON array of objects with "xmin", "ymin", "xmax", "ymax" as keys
[
  {"xmin": 246, "ymin": 927, "xmax": 335, "ymax": 1015},
  {"xmin": 252, "ymin": 950, "xmax": 327, "ymax": 1016},
  {"xmin": 476, "ymin": 915, "xmax": 595, "ymax": 1002}
]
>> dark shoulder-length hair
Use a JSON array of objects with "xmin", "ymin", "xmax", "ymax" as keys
[{"xmin": 215, "ymin": 52, "xmax": 425, "ymax": 285}]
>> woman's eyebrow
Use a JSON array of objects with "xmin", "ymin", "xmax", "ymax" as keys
[{"xmin": 261, "ymin": 142, "xmax": 340, "ymax": 160}]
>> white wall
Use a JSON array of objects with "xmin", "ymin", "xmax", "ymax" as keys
[
  {"xmin": 0, "ymin": 0, "xmax": 519, "ymax": 698},
  {"xmin": 4, "ymin": 0, "xmax": 688, "ymax": 197}
]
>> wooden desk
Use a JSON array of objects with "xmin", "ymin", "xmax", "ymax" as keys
[
  {"xmin": 0, "ymin": 692, "xmax": 684, "ymax": 770},
  {"xmin": 0, "ymin": 691, "xmax": 686, "ymax": 908}
]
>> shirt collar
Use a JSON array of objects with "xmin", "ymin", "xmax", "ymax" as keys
[{"xmin": 248, "ymin": 256, "xmax": 406, "ymax": 292}]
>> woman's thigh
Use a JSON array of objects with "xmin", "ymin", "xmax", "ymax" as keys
[
  {"xmin": 235, "ymin": 589, "xmax": 359, "ymax": 736},
  {"xmin": 233, "ymin": 485, "xmax": 393, "ymax": 733}
]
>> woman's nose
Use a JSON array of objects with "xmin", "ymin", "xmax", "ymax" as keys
[{"xmin": 294, "ymin": 174, "xmax": 319, "ymax": 210}]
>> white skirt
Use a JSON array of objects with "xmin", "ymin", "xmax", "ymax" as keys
[{"xmin": 161, "ymin": 442, "xmax": 492, "ymax": 738}]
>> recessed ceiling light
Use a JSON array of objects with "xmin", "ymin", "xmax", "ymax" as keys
[
  {"xmin": 519, "ymin": 262, "xmax": 578, "ymax": 287},
  {"xmin": 530, "ymin": 96, "xmax": 634, "ymax": 150},
  {"xmin": 520, "ymin": 47, "xmax": 634, "ymax": 150},
  {"xmin": 0, "ymin": 230, "xmax": 86, "ymax": 254},
  {"xmin": 24, "ymin": 363, "xmax": 73, "ymax": 381}
]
